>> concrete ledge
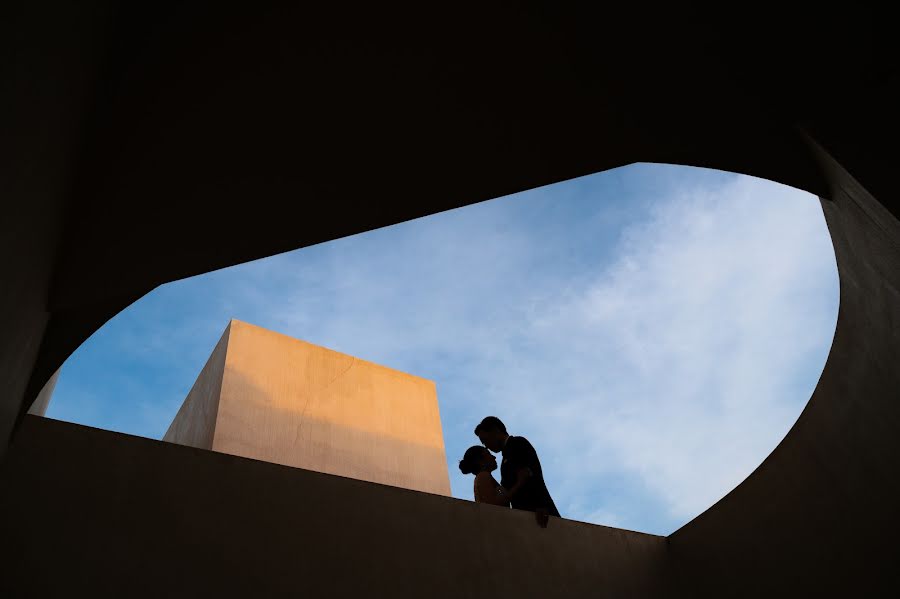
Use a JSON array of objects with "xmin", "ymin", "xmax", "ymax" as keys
[{"xmin": 0, "ymin": 416, "xmax": 667, "ymax": 598}]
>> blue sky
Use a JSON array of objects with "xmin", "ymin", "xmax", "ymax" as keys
[{"xmin": 46, "ymin": 163, "xmax": 839, "ymax": 535}]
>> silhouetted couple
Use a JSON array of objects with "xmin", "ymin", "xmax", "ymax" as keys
[{"xmin": 459, "ymin": 416, "xmax": 560, "ymax": 527}]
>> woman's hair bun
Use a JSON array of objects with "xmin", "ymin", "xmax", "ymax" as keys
[{"xmin": 459, "ymin": 445, "xmax": 486, "ymax": 475}]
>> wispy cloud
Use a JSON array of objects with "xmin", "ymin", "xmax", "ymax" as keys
[
  {"xmin": 514, "ymin": 173, "xmax": 838, "ymax": 526},
  {"xmin": 49, "ymin": 164, "xmax": 838, "ymax": 535}
]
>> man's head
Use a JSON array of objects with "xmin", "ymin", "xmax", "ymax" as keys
[{"xmin": 475, "ymin": 416, "xmax": 508, "ymax": 452}]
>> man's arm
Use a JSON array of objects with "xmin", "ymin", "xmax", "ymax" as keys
[
  {"xmin": 502, "ymin": 467, "xmax": 549, "ymax": 527},
  {"xmin": 501, "ymin": 437, "xmax": 551, "ymax": 527},
  {"xmin": 502, "ymin": 467, "xmax": 532, "ymax": 501},
  {"xmin": 501, "ymin": 438, "xmax": 535, "ymax": 500}
]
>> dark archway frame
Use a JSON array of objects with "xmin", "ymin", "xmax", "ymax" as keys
[{"xmin": 2, "ymin": 4, "xmax": 897, "ymax": 596}]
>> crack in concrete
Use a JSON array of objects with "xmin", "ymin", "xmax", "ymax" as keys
[{"xmin": 294, "ymin": 357, "xmax": 357, "ymax": 444}]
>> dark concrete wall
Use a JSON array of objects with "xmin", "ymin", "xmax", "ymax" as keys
[
  {"xmin": 0, "ymin": 0, "xmax": 113, "ymax": 450},
  {"xmin": 0, "ymin": 416, "xmax": 668, "ymax": 598}
]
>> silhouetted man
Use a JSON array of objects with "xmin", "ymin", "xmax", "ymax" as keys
[{"xmin": 475, "ymin": 416, "xmax": 559, "ymax": 527}]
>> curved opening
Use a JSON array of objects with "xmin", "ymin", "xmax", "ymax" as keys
[{"xmin": 41, "ymin": 163, "xmax": 838, "ymax": 535}]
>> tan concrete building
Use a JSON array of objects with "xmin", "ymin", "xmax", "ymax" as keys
[{"xmin": 163, "ymin": 319, "xmax": 451, "ymax": 496}]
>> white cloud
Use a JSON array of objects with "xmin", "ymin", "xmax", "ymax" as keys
[
  {"xmin": 54, "ymin": 164, "xmax": 838, "ymax": 535},
  {"xmin": 242, "ymin": 166, "xmax": 838, "ymax": 533},
  {"xmin": 483, "ymin": 172, "xmax": 838, "ymax": 528}
]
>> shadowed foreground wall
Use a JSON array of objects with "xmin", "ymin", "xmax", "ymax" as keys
[
  {"xmin": 0, "ymin": 416, "xmax": 667, "ymax": 598},
  {"xmin": 163, "ymin": 320, "xmax": 451, "ymax": 496}
]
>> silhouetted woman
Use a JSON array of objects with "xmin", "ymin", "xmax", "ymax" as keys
[{"xmin": 459, "ymin": 445, "xmax": 510, "ymax": 507}]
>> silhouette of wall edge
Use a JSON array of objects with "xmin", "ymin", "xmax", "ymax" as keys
[
  {"xmin": 162, "ymin": 322, "xmax": 231, "ymax": 449},
  {"xmin": 0, "ymin": 416, "xmax": 669, "ymax": 598}
]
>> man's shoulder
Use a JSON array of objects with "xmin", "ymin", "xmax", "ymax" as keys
[
  {"xmin": 507, "ymin": 435, "xmax": 534, "ymax": 449},
  {"xmin": 505, "ymin": 435, "xmax": 536, "ymax": 456}
]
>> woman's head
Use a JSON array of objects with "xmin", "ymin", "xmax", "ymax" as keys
[{"xmin": 458, "ymin": 445, "xmax": 497, "ymax": 475}]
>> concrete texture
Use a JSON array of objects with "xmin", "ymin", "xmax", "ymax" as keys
[
  {"xmin": 164, "ymin": 320, "xmax": 451, "ymax": 496},
  {"xmin": 1, "ymin": 4, "xmax": 899, "ymax": 596},
  {"xmin": 0, "ymin": 416, "xmax": 668, "ymax": 598}
]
